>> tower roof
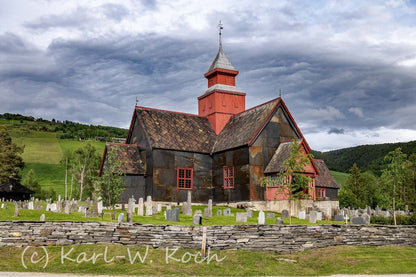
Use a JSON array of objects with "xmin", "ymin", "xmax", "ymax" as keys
[{"xmin": 207, "ymin": 46, "xmax": 236, "ymax": 72}]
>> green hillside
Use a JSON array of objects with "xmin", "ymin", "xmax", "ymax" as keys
[
  {"xmin": 330, "ymin": 170, "xmax": 349, "ymax": 188},
  {"xmin": 313, "ymin": 140, "xmax": 416, "ymax": 175}
]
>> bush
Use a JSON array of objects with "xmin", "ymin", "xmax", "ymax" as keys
[{"xmin": 371, "ymin": 215, "xmax": 416, "ymax": 225}]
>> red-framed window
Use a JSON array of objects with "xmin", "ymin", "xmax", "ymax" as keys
[
  {"xmin": 177, "ymin": 168, "xmax": 193, "ymax": 190},
  {"xmin": 317, "ymin": 188, "xmax": 326, "ymax": 199},
  {"xmin": 223, "ymin": 167, "xmax": 234, "ymax": 189}
]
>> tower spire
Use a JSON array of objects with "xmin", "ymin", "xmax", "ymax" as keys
[{"xmin": 218, "ymin": 20, "xmax": 223, "ymax": 49}]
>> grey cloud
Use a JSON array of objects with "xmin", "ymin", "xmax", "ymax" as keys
[
  {"xmin": 328, "ymin": 127, "xmax": 345, "ymax": 135},
  {"xmin": 101, "ymin": 4, "xmax": 129, "ymax": 22}
]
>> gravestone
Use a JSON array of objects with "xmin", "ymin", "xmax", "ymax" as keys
[
  {"xmin": 127, "ymin": 213, "xmax": 132, "ymax": 223},
  {"xmin": 117, "ymin": 213, "xmax": 124, "ymax": 224},
  {"xmin": 166, "ymin": 208, "xmax": 180, "ymax": 222},
  {"xmin": 194, "ymin": 210, "xmax": 202, "ymax": 217},
  {"xmin": 216, "ymin": 210, "xmax": 222, "ymax": 216},
  {"xmin": 58, "ymin": 195, "xmax": 61, "ymax": 202},
  {"xmin": 39, "ymin": 214, "xmax": 45, "ymax": 221},
  {"xmin": 72, "ymin": 201, "xmax": 78, "ymax": 212},
  {"xmin": 309, "ymin": 211, "xmax": 317, "ymax": 223},
  {"xmin": 97, "ymin": 200, "xmax": 103, "ymax": 215},
  {"xmin": 93, "ymin": 199, "xmax": 99, "ymax": 217},
  {"xmin": 281, "ymin": 209, "xmax": 289, "ymax": 219},
  {"xmin": 405, "ymin": 205, "xmax": 409, "ymax": 215},
  {"xmin": 275, "ymin": 217, "xmax": 283, "ymax": 225},
  {"xmin": 362, "ymin": 213, "xmax": 371, "ymax": 224},
  {"xmin": 351, "ymin": 217, "xmax": 365, "ymax": 225},
  {"xmin": 246, "ymin": 209, "xmax": 253, "ymax": 218},
  {"xmin": 166, "ymin": 205, "xmax": 171, "ymax": 211},
  {"xmin": 334, "ymin": 215, "xmax": 344, "ymax": 222},
  {"xmin": 145, "ymin": 196, "xmax": 152, "ymax": 216},
  {"xmin": 258, "ymin": 211, "xmax": 265, "ymax": 225},
  {"xmin": 204, "ymin": 199, "xmax": 212, "ymax": 218},
  {"xmin": 367, "ymin": 206, "xmax": 372, "ymax": 215},
  {"xmin": 137, "ymin": 198, "xmax": 144, "ymax": 216},
  {"xmin": 157, "ymin": 203, "xmax": 162, "ymax": 213},
  {"xmin": 316, "ymin": 211, "xmax": 322, "ymax": 221},
  {"xmin": 14, "ymin": 204, "xmax": 18, "ymax": 217},
  {"xmin": 86, "ymin": 198, "xmax": 91, "ymax": 217},
  {"xmin": 152, "ymin": 206, "xmax": 158, "ymax": 214},
  {"xmin": 28, "ymin": 201, "xmax": 34, "ymax": 210},
  {"xmin": 46, "ymin": 203, "xmax": 51, "ymax": 211},
  {"xmin": 128, "ymin": 196, "xmax": 136, "ymax": 215},
  {"xmin": 56, "ymin": 201, "xmax": 62, "ymax": 213},
  {"xmin": 192, "ymin": 215, "xmax": 202, "ymax": 225},
  {"xmin": 64, "ymin": 201, "xmax": 70, "ymax": 214},
  {"xmin": 266, "ymin": 212, "xmax": 275, "ymax": 218},
  {"xmin": 298, "ymin": 211, "xmax": 306, "ymax": 220},
  {"xmin": 236, "ymin": 212, "xmax": 248, "ymax": 222},
  {"xmin": 50, "ymin": 203, "xmax": 57, "ymax": 212},
  {"xmin": 78, "ymin": 206, "xmax": 86, "ymax": 213},
  {"xmin": 375, "ymin": 206, "xmax": 381, "ymax": 216},
  {"xmin": 223, "ymin": 208, "xmax": 231, "ymax": 216},
  {"xmin": 1, "ymin": 203, "xmax": 6, "ymax": 209},
  {"xmin": 183, "ymin": 191, "xmax": 193, "ymax": 216}
]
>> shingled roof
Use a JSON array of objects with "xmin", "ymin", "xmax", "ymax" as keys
[
  {"xmin": 314, "ymin": 159, "xmax": 340, "ymax": 189},
  {"xmin": 264, "ymin": 141, "xmax": 294, "ymax": 174},
  {"xmin": 213, "ymin": 98, "xmax": 280, "ymax": 153},
  {"xmin": 136, "ymin": 108, "xmax": 217, "ymax": 154},
  {"xmin": 106, "ymin": 144, "xmax": 146, "ymax": 175},
  {"xmin": 208, "ymin": 46, "xmax": 236, "ymax": 72}
]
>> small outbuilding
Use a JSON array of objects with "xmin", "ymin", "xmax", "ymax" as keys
[{"xmin": 0, "ymin": 182, "xmax": 33, "ymax": 201}]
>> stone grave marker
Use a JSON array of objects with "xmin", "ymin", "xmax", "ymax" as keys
[
  {"xmin": 223, "ymin": 208, "xmax": 231, "ymax": 216},
  {"xmin": 316, "ymin": 211, "xmax": 322, "ymax": 221},
  {"xmin": 166, "ymin": 208, "xmax": 180, "ymax": 222},
  {"xmin": 216, "ymin": 210, "xmax": 222, "ymax": 216},
  {"xmin": 166, "ymin": 205, "xmax": 171, "ymax": 211},
  {"xmin": 50, "ymin": 203, "xmax": 57, "ymax": 212},
  {"xmin": 362, "ymin": 213, "xmax": 371, "ymax": 224},
  {"xmin": 266, "ymin": 212, "xmax": 275, "ymax": 218},
  {"xmin": 281, "ymin": 209, "xmax": 289, "ymax": 219},
  {"xmin": 40, "ymin": 214, "xmax": 45, "ymax": 221},
  {"xmin": 204, "ymin": 199, "xmax": 212, "ymax": 218},
  {"xmin": 236, "ymin": 212, "xmax": 247, "ymax": 222},
  {"xmin": 128, "ymin": 196, "xmax": 136, "ymax": 215},
  {"xmin": 405, "ymin": 205, "xmax": 409, "ymax": 215},
  {"xmin": 64, "ymin": 201, "xmax": 70, "ymax": 214},
  {"xmin": 14, "ymin": 203, "xmax": 18, "ymax": 217},
  {"xmin": 183, "ymin": 191, "xmax": 193, "ymax": 216},
  {"xmin": 127, "ymin": 213, "xmax": 132, "ymax": 223},
  {"xmin": 298, "ymin": 211, "xmax": 306, "ymax": 220},
  {"xmin": 97, "ymin": 200, "xmax": 103, "ymax": 215},
  {"xmin": 367, "ymin": 206, "xmax": 372, "ymax": 215},
  {"xmin": 192, "ymin": 215, "xmax": 202, "ymax": 225},
  {"xmin": 118, "ymin": 213, "xmax": 124, "ymax": 224},
  {"xmin": 152, "ymin": 206, "xmax": 158, "ymax": 214},
  {"xmin": 72, "ymin": 201, "xmax": 78, "ymax": 212},
  {"xmin": 309, "ymin": 211, "xmax": 317, "ymax": 223},
  {"xmin": 157, "ymin": 203, "xmax": 162, "ymax": 213},
  {"xmin": 1, "ymin": 203, "xmax": 6, "ymax": 209},
  {"xmin": 258, "ymin": 211, "xmax": 265, "ymax": 225},
  {"xmin": 56, "ymin": 201, "xmax": 62, "ymax": 213},
  {"xmin": 28, "ymin": 201, "xmax": 34, "ymax": 210},
  {"xmin": 145, "ymin": 196, "xmax": 152, "ymax": 216},
  {"xmin": 275, "ymin": 217, "xmax": 283, "ymax": 225},
  {"xmin": 194, "ymin": 210, "xmax": 202, "ymax": 217},
  {"xmin": 351, "ymin": 217, "xmax": 365, "ymax": 224},
  {"xmin": 375, "ymin": 206, "xmax": 381, "ymax": 216},
  {"xmin": 46, "ymin": 203, "xmax": 51, "ymax": 211},
  {"xmin": 334, "ymin": 215, "xmax": 344, "ymax": 221},
  {"xmin": 246, "ymin": 209, "xmax": 253, "ymax": 218},
  {"xmin": 137, "ymin": 198, "xmax": 144, "ymax": 216}
]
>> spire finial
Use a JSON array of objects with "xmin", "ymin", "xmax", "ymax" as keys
[{"xmin": 218, "ymin": 20, "xmax": 223, "ymax": 49}]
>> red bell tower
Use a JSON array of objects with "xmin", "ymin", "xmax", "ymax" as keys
[{"xmin": 198, "ymin": 22, "xmax": 246, "ymax": 134}]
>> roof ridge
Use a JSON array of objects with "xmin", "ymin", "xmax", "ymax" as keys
[
  {"xmin": 234, "ymin": 97, "xmax": 281, "ymax": 117},
  {"xmin": 136, "ymin": 106, "xmax": 205, "ymax": 118}
]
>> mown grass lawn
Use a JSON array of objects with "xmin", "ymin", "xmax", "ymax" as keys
[{"xmin": 0, "ymin": 244, "xmax": 415, "ymax": 275}]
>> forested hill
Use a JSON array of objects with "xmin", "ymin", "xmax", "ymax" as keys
[
  {"xmin": 0, "ymin": 113, "xmax": 127, "ymax": 140},
  {"xmin": 312, "ymin": 140, "xmax": 416, "ymax": 175}
]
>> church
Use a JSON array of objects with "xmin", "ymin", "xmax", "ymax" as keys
[{"xmin": 99, "ymin": 33, "xmax": 339, "ymax": 204}]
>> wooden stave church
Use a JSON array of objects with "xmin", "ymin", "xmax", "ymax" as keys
[{"xmin": 99, "ymin": 43, "xmax": 339, "ymax": 204}]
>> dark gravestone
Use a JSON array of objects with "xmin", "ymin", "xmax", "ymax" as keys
[
  {"xmin": 236, "ymin": 212, "xmax": 248, "ymax": 222},
  {"xmin": 127, "ymin": 212, "xmax": 132, "ymax": 223},
  {"xmin": 246, "ymin": 210, "xmax": 253, "ymax": 218},
  {"xmin": 281, "ymin": 209, "xmax": 289, "ymax": 219},
  {"xmin": 351, "ymin": 217, "xmax": 366, "ymax": 225},
  {"xmin": 275, "ymin": 217, "xmax": 283, "ymax": 225},
  {"xmin": 166, "ymin": 208, "xmax": 179, "ymax": 222},
  {"xmin": 216, "ymin": 210, "xmax": 222, "ymax": 216}
]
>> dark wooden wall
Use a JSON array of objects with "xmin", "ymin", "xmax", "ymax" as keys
[
  {"xmin": 120, "ymin": 175, "xmax": 146, "ymax": 202},
  {"xmin": 316, "ymin": 187, "xmax": 339, "ymax": 201}
]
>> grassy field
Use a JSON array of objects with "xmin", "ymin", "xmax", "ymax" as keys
[
  {"xmin": 0, "ymin": 202, "xmax": 341, "ymax": 225},
  {"xmin": 1, "ymin": 244, "xmax": 415, "ymax": 275},
  {"xmin": 330, "ymin": 170, "xmax": 349, "ymax": 187}
]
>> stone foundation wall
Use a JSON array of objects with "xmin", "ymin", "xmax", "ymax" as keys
[{"xmin": 0, "ymin": 221, "xmax": 415, "ymax": 253}]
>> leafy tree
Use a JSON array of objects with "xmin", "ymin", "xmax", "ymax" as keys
[
  {"xmin": 96, "ymin": 146, "xmax": 126, "ymax": 221},
  {"xmin": 71, "ymin": 143, "xmax": 101, "ymax": 201},
  {"xmin": 260, "ymin": 140, "xmax": 312, "ymax": 224},
  {"xmin": 381, "ymin": 148, "xmax": 407, "ymax": 225},
  {"xmin": 0, "ymin": 129, "xmax": 24, "ymax": 184},
  {"xmin": 22, "ymin": 169, "xmax": 41, "ymax": 197}
]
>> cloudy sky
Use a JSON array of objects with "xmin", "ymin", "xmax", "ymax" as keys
[{"xmin": 1, "ymin": 0, "xmax": 416, "ymax": 151}]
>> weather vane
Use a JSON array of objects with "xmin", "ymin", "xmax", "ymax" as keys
[
  {"xmin": 279, "ymin": 89, "xmax": 282, "ymax": 98},
  {"xmin": 218, "ymin": 20, "xmax": 223, "ymax": 48}
]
